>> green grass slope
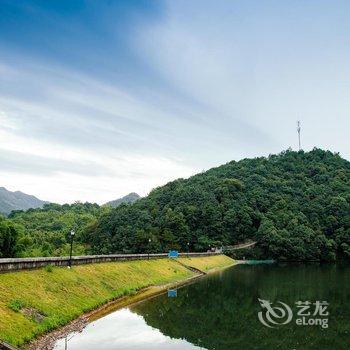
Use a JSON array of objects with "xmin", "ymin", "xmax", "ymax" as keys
[{"xmin": 0, "ymin": 255, "xmax": 234, "ymax": 347}]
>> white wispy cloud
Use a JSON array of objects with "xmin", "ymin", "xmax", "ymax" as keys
[
  {"xmin": 0, "ymin": 61, "xmax": 198, "ymax": 203},
  {"xmin": 0, "ymin": 1, "xmax": 349, "ymax": 203}
]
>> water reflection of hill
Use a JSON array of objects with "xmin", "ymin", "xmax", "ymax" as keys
[{"xmin": 131, "ymin": 264, "xmax": 350, "ymax": 350}]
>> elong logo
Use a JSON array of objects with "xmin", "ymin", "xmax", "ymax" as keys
[
  {"xmin": 258, "ymin": 299, "xmax": 293, "ymax": 328},
  {"xmin": 258, "ymin": 299, "xmax": 329, "ymax": 329}
]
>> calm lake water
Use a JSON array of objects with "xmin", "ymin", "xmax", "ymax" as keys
[{"xmin": 54, "ymin": 263, "xmax": 350, "ymax": 350}]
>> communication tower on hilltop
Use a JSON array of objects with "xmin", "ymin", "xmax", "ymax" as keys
[{"xmin": 297, "ymin": 121, "xmax": 301, "ymax": 151}]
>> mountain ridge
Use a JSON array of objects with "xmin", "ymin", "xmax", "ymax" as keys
[
  {"xmin": 104, "ymin": 192, "xmax": 140, "ymax": 207},
  {"xmin": 0, "ymin": 187, "xmax": 48, "ymax": 216}
]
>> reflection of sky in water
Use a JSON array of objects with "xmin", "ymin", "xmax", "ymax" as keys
[{"xmin": 54, "ymin": 308, "xmax": 204, "ymax": 350}]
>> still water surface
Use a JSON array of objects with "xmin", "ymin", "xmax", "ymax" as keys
[{"xmin": 54, "ymin": 263, "xmax": 350, "ymax": 350}]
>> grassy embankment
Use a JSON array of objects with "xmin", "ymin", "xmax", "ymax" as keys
[
  {"xmin": 178, "ymin": 254, "xmax": 235, "ymax": 272},
  {"xmin": 0, "ymin": 255, "xmax": 234, "ymax": 347}
]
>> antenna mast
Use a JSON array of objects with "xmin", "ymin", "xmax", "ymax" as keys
[{"xmin": 297, "ymin": 121, "xmax": 301, "ymax": 151}]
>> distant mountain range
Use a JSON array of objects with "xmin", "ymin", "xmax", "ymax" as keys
[
  {"xmin": 104, "ymin": 192, "xmax": 140, "ymax": 207},
  {"xmin": 0, "ymin": 187, "xmax": 141, "ymax": 216},
  {"xmin": 0, "ymin": 187, "xmax": 48, "ymax": 216}
]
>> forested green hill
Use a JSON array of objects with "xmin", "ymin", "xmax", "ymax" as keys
[
  {"xmin": 1, "ymin": 149, "xmax": 349, "ymax": 261},
  {"xmin": 86, "ymin": 149, "xmax": 350, "ymax": 261}
]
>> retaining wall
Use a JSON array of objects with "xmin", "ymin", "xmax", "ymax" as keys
[{"xmin": 0, "ymin": 252, "xmax": 219, "ymax": 272}]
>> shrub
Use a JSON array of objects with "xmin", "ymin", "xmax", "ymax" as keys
[
  {"xmin": 8, "ymin": 299, "xmax": 25, "ymax": 312},
  {"xmin": 44, "ymin": 264, "xmax": 54, "ymax": 273}
]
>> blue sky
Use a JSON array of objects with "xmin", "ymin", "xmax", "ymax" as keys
[{"xmin": 0, "ymin": 0, "xmax": 349, "ymax": 203}]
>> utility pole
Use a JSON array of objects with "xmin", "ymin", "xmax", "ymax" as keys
[
  {"xmin": 148, "ymin": 238, "xmax": 151, "ymax": 260},
  {"xmin": 297, "ymin": 121, "xmax": 301, "ymax": 151},
  {"xmin": 68, "ymin": 230, "xmax": 75, "ymax": 268}
]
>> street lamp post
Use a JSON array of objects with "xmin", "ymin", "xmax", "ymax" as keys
[
  {"xmin": 187, "ymin": 242, "xmax": 190, "ymax": 258},
  {"xmin": 69, "ymin": 230, "xmax": 75, "ymax": 268},
  {"xmin": 148, "ymin": 238, "xmax": 151, "ymax": 260}
]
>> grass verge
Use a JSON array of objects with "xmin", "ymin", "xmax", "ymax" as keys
[
  {"xmin": 0, "ymin": 255, "xmax": 234, "ymax": 347},
  {"xmin": 178, "ymin": 254, "xmax": 235, "ymax": 272}
]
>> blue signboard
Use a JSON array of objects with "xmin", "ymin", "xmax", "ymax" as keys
[
  {"xmin": 168, "ymin": 289, "xmax": 177, "ymax": 297},
  {"xmin": 168, "ymin": 250, "xmax": 179, "ymax": 258}
]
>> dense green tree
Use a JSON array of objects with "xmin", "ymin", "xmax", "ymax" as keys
[
  {"xmin": 0, "ymin": 216, "xmax": 20, "ymax": 258},
  {"xmin": 8, "ymin": 202, "xmax": 105, "ymax": 257}
]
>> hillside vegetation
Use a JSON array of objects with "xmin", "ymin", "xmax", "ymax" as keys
[
  {"xmin": 1, "ymin": 149, "xmax": 349, "ymax": 261},
  {"xmin": 4, "ymin": 203, "xmax": 105, "ymax": 257},
  {"xmin": 86, "ymin": 149, "xmax": 350, "ymax": 261},
  {"xmin": 2, "ymin": 194, "xmax": 138, "ymax": 258}
]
